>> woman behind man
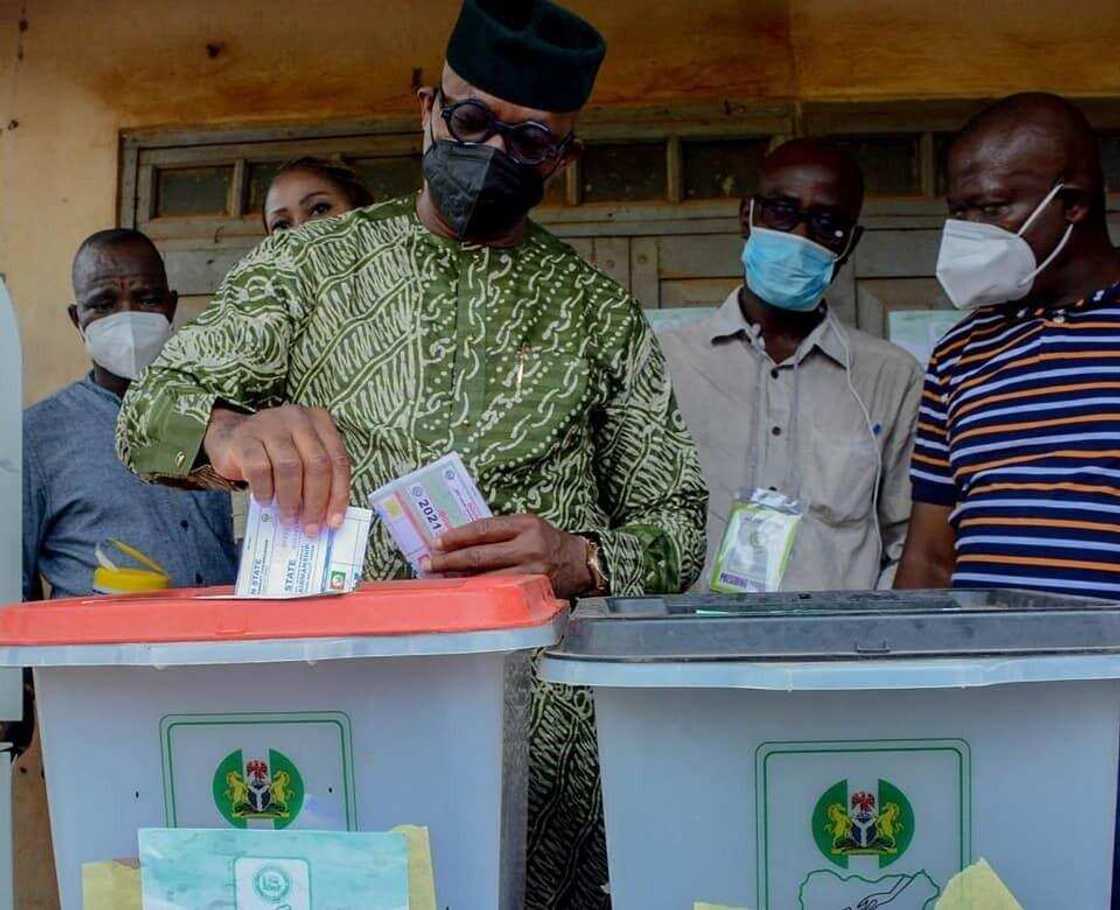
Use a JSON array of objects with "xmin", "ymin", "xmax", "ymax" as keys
[{"xmin": 262, "ymin": 156, "xmax": 373, "ymax": 234}]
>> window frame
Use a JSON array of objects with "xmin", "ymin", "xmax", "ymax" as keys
[
  {"xmin": 121, "ymin": 96, "xmax": 1120, "ymax": 236},
  {"xmin": 118, "ymin": 97, "xmax": 1120, "ymax": 313}
]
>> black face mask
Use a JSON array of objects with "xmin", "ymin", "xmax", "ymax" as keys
[{"xmin": 422, "ymin": 139, "xmax": 546, "ymax": 242}]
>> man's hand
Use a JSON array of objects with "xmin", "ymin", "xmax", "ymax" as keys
[
  {"xmin": 203, "ymin": 404, "xmax": 351, "ymax": 535},
  {"xmin": 423, "ymin": 515, "xmax": 595, "ymax": 597}
]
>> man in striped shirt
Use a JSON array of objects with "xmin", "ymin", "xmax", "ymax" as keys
[{"xmin": 896, "ymin": 92, "xmax": 1120, "ymax": 597}]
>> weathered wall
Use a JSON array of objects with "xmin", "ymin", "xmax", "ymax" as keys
[
  {"xmin": 1, "ymin": 0, "xmax": 790, "ymax": 404},
  {"xmin": 792, "ymin": 0, "xmax": 1120, "ymax": 101},
  {"xmin": 1, "ymin": 0, "xmax": 1118, "ymax": 405}
]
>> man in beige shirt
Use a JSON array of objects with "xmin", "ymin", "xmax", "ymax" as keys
[{"xmin": 661, "ymin": 139, "xmax": 923, "ymax": 591}]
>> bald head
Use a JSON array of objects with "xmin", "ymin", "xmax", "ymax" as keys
[
  {"xmin": 72, "ymin": 229, "xmax": 165, "ymax": 293},
  {"xmin": 760, "ymin": 139, "xmax": 865, "ymax": 218},
  {"xmin": 69, "ymin": 228, "xmax": 176, "ymax": 339},
  {"xmin": 950, "ymin": 92, "xmax": 1105, "ymax": 225}
]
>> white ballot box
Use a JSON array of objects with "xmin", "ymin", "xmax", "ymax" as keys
[
  {"xmin": 0, "ymin": 576, "xmax": 564, "ymax": 910},
  {"xmin": 540, "ymin": 589, "xmax": 1120, "ymax": 910}
]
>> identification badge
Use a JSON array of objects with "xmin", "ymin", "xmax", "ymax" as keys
[{"xmin": 710, "ymin": 488, "xmax": 802, "ymax": 593}]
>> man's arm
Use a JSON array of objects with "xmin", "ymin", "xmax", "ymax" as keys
[
  {"xmin": 585, "ymin": 316, "xmax": 709, "ymax": 595},
  {"xmin": 875, "ymin": 363, "xmax": 924, "ymax": 587},
  {"xmin": 894, "ymin": 345, "xmax": 957, "ymax": 589},
  {"xmin": 117, "ymin": 234, "xmax": 350, "ymax": 534},
  {"xmin": 895, "ymin": 502, "xmax": 955, "ymax": 588}
]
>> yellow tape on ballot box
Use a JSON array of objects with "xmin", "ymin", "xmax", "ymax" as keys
[{"xmin": 935, "ymin": 859, "xmax": 1024, "ymax": 909}]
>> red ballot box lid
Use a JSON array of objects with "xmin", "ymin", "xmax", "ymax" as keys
[{"xmin": 0, "ymin": 576, "xmax": 566, "ymax": 646}]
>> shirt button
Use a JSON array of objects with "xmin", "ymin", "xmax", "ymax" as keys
[
  {"xmin": 770, "ymin": 368, "xmax": 780, "ymax": 380},
  {"xmin": 1052, "ymin": 315, "xmax": 1066, "ymax": 324},
  {"xmin": 180, "ymin": 520, "xmax": 189, "ymax": 530},
  {"xmin": 771, "ymin": 426, "xmax": 782, "ymax": 437},
  {"xmin": 194, "ymin": 573, "xmax": 203, "ymax": 585}
]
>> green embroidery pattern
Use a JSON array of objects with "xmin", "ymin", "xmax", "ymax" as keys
[{"xmin": 118, "ymin": 196, "xmax": 706, "ymax": 596}]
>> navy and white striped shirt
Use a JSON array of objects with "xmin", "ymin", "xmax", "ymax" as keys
[{"xmin": 911, "ymin": 281, "xmax": 1120, "ymax": 597}]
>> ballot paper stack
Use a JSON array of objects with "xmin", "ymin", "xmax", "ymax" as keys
[
  {"xmin": 369, "ymin": 453, "xmax": 492, "ymax": 574},
  {"xmin": 232, "ymin": 453, "xmax": 489, "ymax": 597},
  {"xmin": 235, "ymin": 500, "xmax": 373, "ymax": 599}
]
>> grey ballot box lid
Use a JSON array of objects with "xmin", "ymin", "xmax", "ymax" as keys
[{"xmin": 545, "ymin": 589, "xmax": 1120, "ymax": 663}]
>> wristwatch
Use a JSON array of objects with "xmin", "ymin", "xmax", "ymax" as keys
[{"xmin": 583, "ymin": 535, "xmax": 610, "ymax": 595}]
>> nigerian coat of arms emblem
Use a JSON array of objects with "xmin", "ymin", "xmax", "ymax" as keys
[
  {"xmin": 212, "ymin": 748, "xmax": 305, "ymax": 829},
  {"xmin": 812, "ymin": 778, "xmax": 916, "ymax": 869}
]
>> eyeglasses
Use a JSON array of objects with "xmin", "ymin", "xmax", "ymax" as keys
[
  {"xmin": 753, "ymin": 195, "xmax": 856, "ymax": 250},
  {"xmin": 436, "ymin": 88, "xmax": 573, "ymax": 168}
]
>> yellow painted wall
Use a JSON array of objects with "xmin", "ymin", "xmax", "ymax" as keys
[
  {"xmin": 1, "ymin": 0, "xmax": 1119, "ymax": 404},
  {"xmin": 792, "ymin": 0, "xmax": 1120, "ymax": 101}
]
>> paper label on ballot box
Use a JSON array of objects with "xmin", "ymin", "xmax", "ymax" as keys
[
  {"xmin": 160, "ymin": 712, "xmax": 358, "ymax": 832},
  {"xmin": 755, "ymin": 739, "xmax": 971, "ymax": 910},
  {"xmin": 139, "ymin": 827, "xmax": 408, "ymax": 910}
]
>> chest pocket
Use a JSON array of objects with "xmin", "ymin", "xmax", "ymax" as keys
[
  {"xmin": 482, "ymin": 350, "xmax": 592, "ymax": 467},
  {"xmin": 803, "ymin": 424, "xmax": 880, "ymax": 527}
]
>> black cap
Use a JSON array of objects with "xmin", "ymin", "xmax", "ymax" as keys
[{"xmin": 446, "ymin": 0, "xmax": 607, "ymax": 114}]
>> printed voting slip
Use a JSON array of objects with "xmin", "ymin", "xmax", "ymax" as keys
[
  {"xmin": 138, "ymin": 827, "xmax": 408, "ymax": 910},
  {"xmin": 369, "ymin": 452, "xmax": 491, "ymax": 573},
  {"xmin": 235, "ymin": 499, "xmax": 372, "ymax": 598}
]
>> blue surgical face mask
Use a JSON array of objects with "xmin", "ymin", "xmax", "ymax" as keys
[{"xmin": 742, "ymin": 201, "xmax": 842, "ymax": 312}]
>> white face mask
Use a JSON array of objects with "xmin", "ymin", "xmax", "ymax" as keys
[
  {"xmin": 935, "ymin": 182, "xmax": 1074, "ymax": 310},
  {"xmin": 82, "ymin": 310, "xmax": 172, "ymax": 380}
]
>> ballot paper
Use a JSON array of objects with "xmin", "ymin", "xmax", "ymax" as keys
[
  {"xmin": 235, "ymin": 499, "xmax": 372, "ymax": 598},
  {"xmin": 369, "ymin": 453, "xmax": 491, "ymax": 573}
]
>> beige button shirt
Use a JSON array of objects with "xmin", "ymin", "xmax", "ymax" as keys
[{"xmin": 660, "ymin": 288, "xmax": 923, "ymax": 591}]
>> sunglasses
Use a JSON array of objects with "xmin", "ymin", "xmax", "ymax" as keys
[
  {"xmin": 753, "ymin": 195, "xmax": 857, "ymax": 250},
  {"xmin": 436, "ymin": 88, "xmax": 574, "ymax": 168}
]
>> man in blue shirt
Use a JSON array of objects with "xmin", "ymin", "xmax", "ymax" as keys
[{"xmin": 22, "ymin": 228, "xmax": 238, "ymax": 599}]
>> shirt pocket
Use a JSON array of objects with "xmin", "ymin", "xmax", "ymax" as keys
[
  {"xmin": 804, "ymin": 429, "xmax": 879, "ymax": 527},
  {"xmin": 483, "ymin": 349, "xmax": 593, "ymax": 468}
]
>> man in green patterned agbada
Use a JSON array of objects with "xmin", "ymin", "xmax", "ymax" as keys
[{"xmin": 117, "ymin": 1, "xmax": 706, "ymax": 906}]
